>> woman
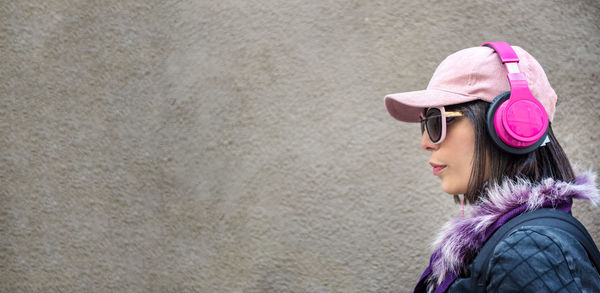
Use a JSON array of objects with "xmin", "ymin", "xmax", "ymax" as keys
[{"xmin": 384, "ymin": 42, "xmax": 600, "ymax": 292}]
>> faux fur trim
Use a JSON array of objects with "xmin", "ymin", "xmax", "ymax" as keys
[{"xmin": 427, "ymin": 172, "xmax": 599, "ymax": 291}]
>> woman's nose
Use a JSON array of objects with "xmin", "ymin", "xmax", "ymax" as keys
[{"xmin": 421, "ymin": 130, "xmax": 437, "ymax": 151}]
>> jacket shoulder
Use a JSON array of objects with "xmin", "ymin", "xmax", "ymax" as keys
[{"xmin": 485, "ymin": 226, "xmax": 600, "ymax": 292}]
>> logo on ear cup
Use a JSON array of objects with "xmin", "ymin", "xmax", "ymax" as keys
[{"xmin": 486, "ymin": 92, "xmax": 548, "ymax": 155}]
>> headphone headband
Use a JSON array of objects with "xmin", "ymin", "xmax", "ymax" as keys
[
  {"xmin": 482, "ymin": 42, "xmax": 520, "ymax": 62},
  {"xmin": 482, "ymin": 42, "xmax": 533, "ymax": 103}
]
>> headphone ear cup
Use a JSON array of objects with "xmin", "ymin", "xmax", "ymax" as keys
[{"xmin": 486, "ymin": 91, "xmax": 548, "ymax": 155}]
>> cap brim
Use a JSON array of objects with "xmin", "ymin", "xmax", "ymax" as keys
[{"xmin": 384, "ymin": 89, "xmax": 477, "ymax": 122}]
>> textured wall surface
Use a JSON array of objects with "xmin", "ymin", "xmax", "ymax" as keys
[{"xmin": 1, "ymin": 0, "xmax": 599, "ymax": 292}]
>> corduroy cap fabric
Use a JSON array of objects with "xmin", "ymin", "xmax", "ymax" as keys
[{"xmin": 384, "ymin": 45, "xmax": 557, "ymax": 123}]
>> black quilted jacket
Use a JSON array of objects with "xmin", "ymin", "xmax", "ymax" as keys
[
  {"xmin": 448, "ymin": 225, "xmax": 600, "ymax": 292},
  {"xmin": 417, "ymin": 174, "xmax": 600, "ymax": 293}
]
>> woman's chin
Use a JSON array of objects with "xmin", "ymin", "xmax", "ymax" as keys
[{"xmin": 440, "ymin": 181, "xmax": 467, "ymax": 195}]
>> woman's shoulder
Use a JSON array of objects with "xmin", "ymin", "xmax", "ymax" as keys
[{"xmin": 486, "ymin": 226, "xmax": 600, "ymax": 292}]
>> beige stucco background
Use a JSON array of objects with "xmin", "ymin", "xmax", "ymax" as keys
[{"xmin": 1, "ymin": 1, "xmax": 599, "ymax": 292}]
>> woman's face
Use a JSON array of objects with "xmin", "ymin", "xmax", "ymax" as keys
[{"xmin": 421, "ymin": 116, "xmax": 475, "ymax": 195}]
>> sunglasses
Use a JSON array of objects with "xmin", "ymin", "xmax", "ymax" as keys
[{"xmin": 420, "ymin": 107, "xmax": 464, "ymax": 144}]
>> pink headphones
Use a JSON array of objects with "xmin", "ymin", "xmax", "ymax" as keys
[{"xmin": 482, "ymin": 42, "xmax": 549, "ymax": 155}]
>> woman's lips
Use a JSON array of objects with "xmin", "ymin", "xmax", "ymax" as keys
[{"xmin": 430, "ymin": 162, "xmax": 447, "ymax": 175}]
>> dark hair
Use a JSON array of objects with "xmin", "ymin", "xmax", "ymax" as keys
[{"xmin": 446, "ymin": 100, "xmax": 575, "ymax": 204}]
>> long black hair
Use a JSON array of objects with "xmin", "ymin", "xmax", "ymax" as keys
[{"xmin": 446, "ymin": 100, "xmax": 575, "ymax": 204}]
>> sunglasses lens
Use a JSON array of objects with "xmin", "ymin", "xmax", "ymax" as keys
[{"xmin": 426, "ymin": 108, "xmax": 442, "ymax": 142}]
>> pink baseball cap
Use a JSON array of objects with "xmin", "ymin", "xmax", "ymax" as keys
[{"xmin": 384, "ymin": 45, "xmax": 557, "ymax": 123}]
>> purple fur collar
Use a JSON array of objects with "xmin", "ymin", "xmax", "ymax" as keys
[{"xmin": 426, "ymin": 172, "xmax": 599, "ymax": 291}]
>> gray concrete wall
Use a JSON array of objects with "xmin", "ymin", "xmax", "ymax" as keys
[{"xmin": 1, "ymin": 0, "xmax": 599, "ymax": 292}]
